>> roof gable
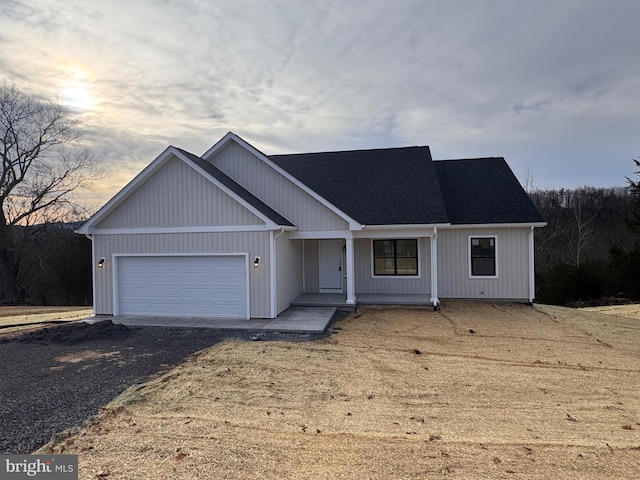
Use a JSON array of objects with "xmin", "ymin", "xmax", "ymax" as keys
[
  {"xmin": 202, "ymin": 132, "xmax": 361, "ymax": 229},
  {"xmin": 93, "ymin": 155, "xmax": 265, "ymax": 229},
  {"xmin": 77, "ymin": 146, "xmax": 292, "ymax": 234},
  {"xmin": 270, "ymin": 146, "xmax": 450, "ymax": 225},
  {"xmin": 434, "ymin": 157, "xmax": 545, "ymax": 224},
  {"xmin": 175, "ymin": 148, "xmax": 293, "ymax": 227}
]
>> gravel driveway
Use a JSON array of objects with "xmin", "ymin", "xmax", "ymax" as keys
[{"xmin": 0, "ymin": 320, "xmax": 323, "ymax": 454}]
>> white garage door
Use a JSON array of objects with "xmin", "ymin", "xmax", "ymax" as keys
[{"xmin": 117, "ymin": 256, "xmax": 247, "ymax": 318}]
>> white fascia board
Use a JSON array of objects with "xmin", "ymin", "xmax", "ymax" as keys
[
  {"xmin": 173, "ymin": 149, "xmax": 281, "ymax": 230},
  {"xmin": 201, "ymin": 131, "xmax": 240, "ymax": 159},
  {"xmin": 76, "ymin": 146, "xmax": 177, "ymax": 234},
  {"xmin": 354, "ymin": 224, "xmax": 449, "ymax": 239},
  {"xmin": 92, "ymin": 225, "xmax": 277, "ymax": 235},
  {"xmin": 203, "ymin": 132, "xmax": 362, "ymax": 230},
  {"xmin": 289, "ymin": 230, "xmax": 353, "ymax": 240},
  {"xmin": 359, "ymin": 223, "xmax": 450, "ymax": 230},
  {"xmin": 442, "ymin": 222, "xmax": 547, "ymax": 230}
]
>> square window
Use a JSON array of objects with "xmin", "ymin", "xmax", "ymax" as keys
[{"xmin": 373, "ymin": 239, "xmax": 418, "ymax": 276}]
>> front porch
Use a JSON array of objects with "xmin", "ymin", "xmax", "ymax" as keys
[{"xmin": 290, "ymin": 293, "xmax": 435, "ymax": 308}]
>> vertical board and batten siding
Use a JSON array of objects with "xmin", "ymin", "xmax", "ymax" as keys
[
  {"xmin": 303, "ymin": 240, "xmax": 320, "ymax": 292},
  {"xmin": 93, "ymin": 232, "xmax": 271, "ymax": 317},
  {"xmin": 275, "ymin": 235, "xmax": 303, "ymax": 315},
  {"xmin": 438, "ymin": 228, "xmax": 530, "ymax": 299},
  {"xmin": 354, "ymin": 238, "xmax": 432, "ymax": 294},
  {"xmin": 95, "ymin": 157, "xmax": 263, "ymax": 229},
  {"xmin": 210, "ymin": 142, "xmax": 349, "ymax": 231}
]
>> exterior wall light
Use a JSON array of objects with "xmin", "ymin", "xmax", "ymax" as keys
[
  {"xmin": 254, "ymin": 256, "xmax": 261, "ymax": 268},
  {"xmin": 98, "ymin": 257, "xmax": 106, "ymax": 268}
]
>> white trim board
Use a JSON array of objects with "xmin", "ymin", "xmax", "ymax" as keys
[{"xmin": 92, "ymin": 225, "xmax": 278, "ymax": 235}]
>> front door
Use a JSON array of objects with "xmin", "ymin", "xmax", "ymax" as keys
[{"xmin": 319, "ymin": 239, "xmax": 343, "ymax": 292}]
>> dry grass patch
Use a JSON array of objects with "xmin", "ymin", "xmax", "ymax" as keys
[
  {"xmin": 0, "ymin": 306, "xmax": 93, "ymax": 329},
  {"xmin": 583, "ymin": 304, "xmax": 640, "ymax": 320},
  {"xmin": 41, "ymin": 301, "xmax": 640, "ymax": 479}
]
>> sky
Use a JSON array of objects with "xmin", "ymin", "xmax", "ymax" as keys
[{"xmin": 1, "ymin": 0, "xmax": 639, "ymax": 209}]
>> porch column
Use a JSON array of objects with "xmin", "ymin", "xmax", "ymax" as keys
[
  {"xmin": 430, "ymin": 227, "xmax": 439, "ymax": 307},
  {"xmin": 345, "ymin": 235, "xmax": 356, "ymax": 304}
]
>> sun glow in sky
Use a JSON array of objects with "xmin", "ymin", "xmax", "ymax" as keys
[{"xmin": 59, "ymin": 64, "xmax": 98, "ymax": 111}]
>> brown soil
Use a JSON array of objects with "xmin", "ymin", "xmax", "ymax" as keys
[{"xmin": 40, "ymin": 301, "xmax": 640, "ymax": 479}]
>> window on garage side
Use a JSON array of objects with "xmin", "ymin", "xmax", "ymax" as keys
[
  {"xmin": 373, "ymin": 239, "xmax": 418, "ymax": 276},
  {"xmin": 470, "ymin": 236, "xmax": 497, "ymax": 277}
]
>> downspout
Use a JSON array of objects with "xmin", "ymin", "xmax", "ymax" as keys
[
  {"xmin": 431, "ymin": 227, "xmax": 439, "ymax": 310},
  {"xmin": 528, "ymin": 226, "xmax": 535, "ymax": 305},
  {"xmin": 270, "ymin": 228, "xmax": 286, "ymax": 318}
]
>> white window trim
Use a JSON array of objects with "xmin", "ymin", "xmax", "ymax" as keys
[
  {"xmin": 371, "ymin": 238, "xmax": 422, "ymax": 279},
  {"xmin": 468, "ymin": 235, "xmax": 499, "ymax": 279}
]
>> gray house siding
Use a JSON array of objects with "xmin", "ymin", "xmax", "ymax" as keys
[
  {"xmin": 275, "ymin": 234, "xmax": 303, "ymax": 315},
  {"xmin": 95, "ymin": 157, "xmax": 263, "ymax": 229},
  {"xmin": 92, "ymin": 232, "xmax": 271, "ymax": 317},
  {"xmin": 208, "ymin": 141, "xmax": 349, "ymax": 231},
  {"xmin": 437, "ymin": 228, "xmax": 530, "ymax": 300},
  {"xmin": 302, "ymin": 239, "xmax": 320, "ymax": 293},
  {"xmin": 354, "ymin": 238, "xmax": 432, "ymax": 294}
]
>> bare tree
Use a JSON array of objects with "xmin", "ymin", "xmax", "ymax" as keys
[
  {"xmin": 627, "ymin": 158, "xmax": 640, "ymax": 234},
  {"xmin": 0, "ymin": 81, "xmax": 99, "ymax": 304},
  {"xmin": 567, "ymin": 188, "xmax": 600, "ymax": 266}
]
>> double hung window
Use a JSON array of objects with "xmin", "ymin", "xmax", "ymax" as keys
[{"xmin": 470, "ymin": 236, "xmax": 497, "ymax": 277}]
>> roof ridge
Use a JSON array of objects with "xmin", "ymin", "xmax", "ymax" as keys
[
  {"xmin": 269, "ymin": 145, "xmax": 430, "ymax": 157},
  {"xmin": 434, "ymin": 156, "xmax": 505, "ymax": 162}
]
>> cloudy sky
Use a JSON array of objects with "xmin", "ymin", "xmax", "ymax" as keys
[{"xmin": 1, "ymin": 0, "xmax": 638, "ymax": 208}]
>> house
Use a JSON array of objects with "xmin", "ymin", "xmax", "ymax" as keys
[{"xmin": 76, "ymin": 132, "xmax": 545, "ymax": 319}]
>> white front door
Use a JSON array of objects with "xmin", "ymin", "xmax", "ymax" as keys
[{"xmin": 319, "ymin": 239, "xmax": 343, "ymax": 292}]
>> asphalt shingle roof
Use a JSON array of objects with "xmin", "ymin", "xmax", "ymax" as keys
[
  {"xmin": 270, "ymin": 147, "xmax": 543, "ymax": 226},
  {"xmin": 175, "ymin": 147, "xmax": 294, "ymax": 227},
  {"xmin": 434, "ymin": 157, "xmax": 545, "ymax": 224},
  {"xmin": 270, "ymin": 146, "xmax": 450, "ymax": 225}
]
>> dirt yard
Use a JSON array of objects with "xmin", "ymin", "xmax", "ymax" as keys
[
  {"xmin": 40, "ymin": 301, "xmax": 640, "ymax": 479},
  {"xmin": 0, "ymin": 306, "xmax": 93, "ymax": 335},
  {"xmin": 583, "ymin": 303, "xmax": 640, "ymax": 321}
]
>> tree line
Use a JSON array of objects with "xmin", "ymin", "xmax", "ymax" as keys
[{"xmin": 531, "ymin": 163, "xmax": 640, "ymax": 305}]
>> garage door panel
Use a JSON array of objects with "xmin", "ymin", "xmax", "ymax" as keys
[
  {"xmin": 151, "ymin": 287, "xmax": 182, "ymax": 299},
  {"xmin": 117, "ymin": 256, "xmax": 247, "ymax": 318},
  {"xmin": 121, "ymin": 272, "xmax": 152, "ymax": 283},
  {"xmin": 215, "ymin": 288, "xmax": 245, "ymax": 298},
  {"xmin": 182, "ymin": 272, "xmax": 213, "ymax": 282},
  {"xmin": 151, "ymin": 303, "xmax": 182, "ymax": 314},
  {"xmin": 183, "ymin": 287, "xmax": 214, "ymax": 299}
]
